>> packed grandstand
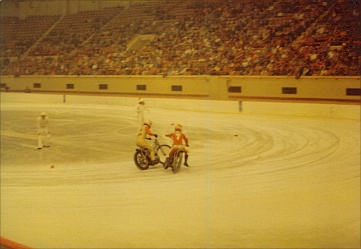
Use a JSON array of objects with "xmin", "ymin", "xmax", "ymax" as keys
[{"xmin": 1, "ymin": 0, "xmax": 360, "ymax": 77}]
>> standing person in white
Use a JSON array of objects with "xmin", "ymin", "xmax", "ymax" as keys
[
  {"xmin": 136, "ymin": 98, "xmax": 149, "ymax": 128},
  {"xmin": 37, "ymin": 112, "xmax": 50, "ymax": 150}
]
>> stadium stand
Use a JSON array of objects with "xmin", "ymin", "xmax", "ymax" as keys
[{"xmin": 1, "ymin": 0, "xmax": 360, "ymax": 76}]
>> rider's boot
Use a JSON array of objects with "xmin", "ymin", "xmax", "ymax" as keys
[
  {"xmin": 164, "ymin": 157, "xmax": 169, "ymax": 169},
  {"xmin": 164, "ymin": 157, "xmax": 173, "ymax": 169},
  {"xmin": 184, "ymin": 154, "xmax": 190, "ymax": 167},
  {"xmin": 150, "ymin": 150, "xmax": 159, "ymax": 165},
  {"xmin": 152, "ymin": 156, "xmax": 160, "ymax": 165}
]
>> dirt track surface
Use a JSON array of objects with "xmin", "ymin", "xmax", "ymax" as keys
[{"xmin": 1, "ymin": 102, "xmax": 360, "ymax": 248}]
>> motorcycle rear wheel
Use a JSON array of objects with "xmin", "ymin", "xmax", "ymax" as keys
[
  {"xmin": 134, "ymin": 150, "xmax": 150, "ymax": 170},
  {"xmin": 157, "ymin": 144, "xmax": 171, "ymax": 164}
]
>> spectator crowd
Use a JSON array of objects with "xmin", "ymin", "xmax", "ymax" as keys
[{"xmin": 1, "ymin": 0, "xmax": 360, "ymax": 77}]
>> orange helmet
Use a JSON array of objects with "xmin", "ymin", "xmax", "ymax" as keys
[{"xmin": 175, "ymin": 124, "xmax": 182, "ymax": 131}]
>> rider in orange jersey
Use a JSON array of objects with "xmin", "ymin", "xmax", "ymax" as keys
[{"xmin": 164, "ymin": 124, "xmax": 190, "ymax": 168}]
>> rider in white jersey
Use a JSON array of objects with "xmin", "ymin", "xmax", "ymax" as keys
[
  {"xmin": 135, "ymin": 120, "xmax": 158, "ymax": 162},
  {"xmin": 37, "ymin": 112, "xmax": 51, "ymax": 149}
]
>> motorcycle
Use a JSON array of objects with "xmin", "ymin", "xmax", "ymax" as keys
[
  {"xmin": 163, "ymin": 148, "xmax": 185, "ymax": 173},
  {"xmin": 133, "ymin": 138, "xmax": 171, "ymax": 170}
]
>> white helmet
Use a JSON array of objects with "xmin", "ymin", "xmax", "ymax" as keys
[
  {"xmin": 40, "ymin": 112, "xmax": 46, "ymax": 116},
  {"xmin": 144, "ymin": 120, "xmax": 152, "ymax": 127},
  {"xmin": 175, "ymin": 124, "xmax": 182, "ymax": 131}
]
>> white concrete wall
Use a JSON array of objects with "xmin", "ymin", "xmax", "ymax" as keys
[
  {"xmin": 242, "ymin": 101, "xmax": 360, "ymax": 120},
  {"xmin": 0, "ymin": 92, "xmax": 63, "ymax": 104},
  {"xmin": 1, "ymin": 93, "xmax": 359, "ymax": 120},
  {"xmin": 66, "ymin": 94, "xmax": 135, "ymax": 106},
  {"xmin": 2, "ymin": 75, "xmax": 360, "ymax": 102}
]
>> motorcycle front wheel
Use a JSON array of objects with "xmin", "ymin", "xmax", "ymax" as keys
[
  {"xmin": 157, "ymin": 144, "xmax": 171, "ymax": 164},
  {"xmin": 172, "ymin": 151, "xmax": 183, "ymax": 173}
]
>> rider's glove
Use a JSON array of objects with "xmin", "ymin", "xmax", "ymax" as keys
[{"xmin": 154, "ymin": 134, "xmax": 158, "ymax": 138}]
